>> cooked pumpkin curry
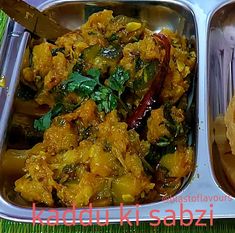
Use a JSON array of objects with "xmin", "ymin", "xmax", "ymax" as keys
[{"xmin": 5, "ymin": 10, "xmax": 196, "ymax": 207}]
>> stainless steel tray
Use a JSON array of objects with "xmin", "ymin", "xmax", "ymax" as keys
[{"xmin": 0, "ymin": 0, "xmax": 235, "ymax": 224}]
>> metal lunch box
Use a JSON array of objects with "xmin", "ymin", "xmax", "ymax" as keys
[{"xmin": 0, "ymin": 0, "xmax": 234, "ymax": 224}]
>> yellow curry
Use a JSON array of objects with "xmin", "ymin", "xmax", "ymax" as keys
[{"xmin": 4, "ymin": 10, "xmax": 196, "ymax": 207}]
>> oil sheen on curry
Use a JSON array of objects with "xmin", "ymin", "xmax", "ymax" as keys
[{"xmin": 4, "ymin": 10, "xmax": 196, "ymax": 207}]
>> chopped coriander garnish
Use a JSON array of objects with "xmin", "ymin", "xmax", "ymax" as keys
[
  {"xmin": 34, "ymin": 103, "xmax": 63, "ymax": 131},
  {"xmin": 91, "ymin": 87, "xmax": 118, "ymax": 113},
  {"xmin": 60, "ymin": 67, "xmax": 129, "ymax": 113},
  {"xmin": 34, "ymin": 66, "xmax": 130, "ymax": 131},
  {"xmin": 61, "ymin": 72, "xmax": 97, "ymax": 97},
  {"xmin": 107, "ymin": 66, "xmax": 130, "ymax": 97}
]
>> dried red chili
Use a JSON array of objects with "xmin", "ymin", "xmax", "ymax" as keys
[{"xmin": 126, "ymin": 33, "xmax": 171, "ymax": 130}]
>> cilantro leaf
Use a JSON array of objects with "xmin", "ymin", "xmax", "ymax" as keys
[
  {"xmin": 34, "ymin": 111, "xmax": 52, "ymax": 132},
  {"xmin": 34, "ymin": 103, "xmax": 63, "ymax": 131},
  {"xmin": 61, "ymin": 72, "xmax": 98, "ymax": 97},
  {"xmin": 57, "ymin": 67, "xmax": 129, "ymax": 115},
  {"xmin": 107, "ymin": 66, "xmax": 129, "ymax": 96},
  {"xmin": 87, "ymin": 68, "xmax": 101, "ymax": 84},
  {"xmin": 91, "ymin": 87, "xmax": 118, "ymax": 113}
]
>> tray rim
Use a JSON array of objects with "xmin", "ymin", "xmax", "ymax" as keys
[{"xmin": 0, "ymin": 0, "xmax": 234, "ymax": 223}]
